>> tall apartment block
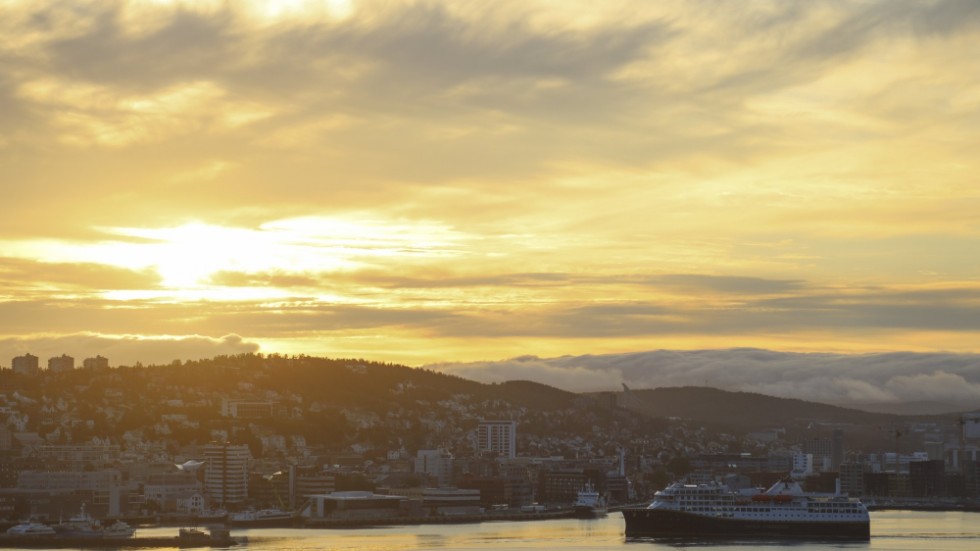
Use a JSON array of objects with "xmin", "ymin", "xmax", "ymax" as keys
[
  {"xmin": 203, "ymin": 442, "xmax": 251, "ymax": 507},
  {"xmin": 11, "ymin": 354, "xmax": 39, "ymax": 375},
  {"xmin": 83, "ymin": 356, "xmax": 110, "ymax": 369},
  {"xmin": 477, "ymin": 419, "xmax": 517, "ymax": 459},
  {"xmin": 48, "ymin": 354, "xmax": 75, "ymax": 373}
]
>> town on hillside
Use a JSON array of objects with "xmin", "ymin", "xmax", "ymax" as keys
[{"xmin": 2, "ymin": 352, "xmax": 980, "ymax": 526}]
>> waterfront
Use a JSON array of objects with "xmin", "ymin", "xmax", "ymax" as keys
[{"xmin": 6, "ymin": 510, "xmax": 977, "ymax": 551}]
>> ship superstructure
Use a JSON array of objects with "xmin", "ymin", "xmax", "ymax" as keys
[{"xmin": 623, "ymin": 479, "xmax": 870, "ymax": 540}]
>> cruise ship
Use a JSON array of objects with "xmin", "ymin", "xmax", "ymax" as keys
[{"xmin": 622, "ymin": 479, "xmax": 870, "ymax": 540}]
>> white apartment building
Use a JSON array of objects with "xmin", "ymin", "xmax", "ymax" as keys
[
  {"xmin": 203, "ymin": 442, "xmax": 250, "ymax": 506},
  {"xmin": 477, "ymin": 420, "xmax": 517, "ymax": 459}
]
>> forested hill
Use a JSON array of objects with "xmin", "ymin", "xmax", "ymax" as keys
[
  {"xmin": 1, "ymin": 354, "xmax": 928, "ymax": 456},
  {"xmin": 612, "ymin": 386, "xmax": 900, "ymax": 427}
]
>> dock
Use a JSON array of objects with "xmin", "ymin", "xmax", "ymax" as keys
[
  {"xmin": 303, "ymin": 508, "xmax": 576, "ymax": 528},
  {"xmin": 0, "ymin": 532, "xmax": 238, "ymax": 549}
]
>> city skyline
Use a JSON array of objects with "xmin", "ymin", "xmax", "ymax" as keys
[{"xmin": 2, "ymin": 1, "xmax": 980, "ymax": 394}]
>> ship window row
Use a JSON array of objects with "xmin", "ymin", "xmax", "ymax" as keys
[
  {"xmin": 682, "ymin": 507, "xmax": 771, "ymax": 513},
  {"xmin": 681, "ymin": 505, "xmax": 861, "ymax": 519}
]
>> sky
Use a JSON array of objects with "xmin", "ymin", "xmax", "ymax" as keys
[{"xmin": 2, "ymin": 0, "xmax": 980, "ymax": 402}]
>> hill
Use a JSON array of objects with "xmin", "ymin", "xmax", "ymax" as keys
[{"xmin": 612, "ymin": 386, "xmax": 900, "ymax": 428}]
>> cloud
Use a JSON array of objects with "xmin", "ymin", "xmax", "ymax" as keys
[
  {"xmin": 0, "ymin": 332, "xmax": 259, "ymax": 367},
  {"xmin": 426, "ymin": 355, "xmax": 619, "ymax": 393},
  {"xmin": 1, "ymin": 1, "xmax": 979, "ymax": 366},
  {"xmin": 428, "ymin": 348, "xmax": 980, "ymax": 408},
  {"xmin": 207, "ymin": 270, "xmax": 321, "ymax": 288},
  {"xmin": 885, "ymin": 370, "xmax": 980, "ymax": 403},
  {"xmin": 0, "ymin": 257, "xmax": 161, "ymax": 291},
  {"xmin": 650, "ymin": 274, "xmax": 805, "ymax": 295}
]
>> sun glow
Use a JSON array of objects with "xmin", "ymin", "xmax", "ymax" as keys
[
  {"xmin": 1, "ymin": 217, "xmax": 465, "ymax": 295},
  {"xmin": 245, "ymin": 0, "xmax": 353, "ymax": 20},
  {"xmin": 112, "ymin": 223, "xmax": 293, "ymax": 289}
]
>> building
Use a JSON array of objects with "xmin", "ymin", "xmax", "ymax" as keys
[
  {"xmin": 11, "ymin": 354, "xmax": 39, "ymax": 375},
  {"xmin": 910, "ymin": 459, "xmax": 945, "ymax": 498},
  {"xmin": 536, "ymin": 465, "xmax": 606, "ymax": 504},
  {"xmin": 47, "ymin": 354, "xmax": 74, "ymax": 373},
  {"xmin": 220, "ymin": 399, "xmax": 275, "ymax": 419},
  {"xmin": 421, "ymin": 488, "xmax": 481, "ymax": 515},
  {"xmin": 803, "ymin": 436, "xmax": 834, "ymax": 472},
  {"xmin": 291, "ymin": 466, "xmax": 336, "ymax": 509},
  {"xmin": 143, "ymin": 472, "xmax": 203, "ymax": 512},
  {"xmin": 17, "ymin": 469, "xmax": 122, "ymax": 492},
  {"xmin": 414, "ymin": 449, "xmax": 454, "ymax": 487},
  {"xmin": 203, "ymin": 442, "xmax": 250, "ymax": 507},
  {"xmin": 250, "ymin": 471, "xmax": 289, "ymax": 509},
  {"xmin": 839, "ymin": 461, "xmax": 867, "ymax": 497},
  {"xmin": 791, "ymin": 452, "xmax": 814, "ymax": 478},
  {"xmin": 36, "ymin": 443, "xmax": 121, "ymax": 470},
  {"xmin": 477, "ymin": 420, "xmax": 517, "ymax": 459},
  {"xmin": 832, "ymin": 429, "xmax": 845, "ymax": 470},
  {"xmin": 965, "ymin": 460, "xmax": 980, "ymax": 496},
  {"xmin": 459, "ymin": 473, "xmax": 532, "ymax": 509},
  {"xmin": 299, "ymin": 491, "xmax": 409, "ymax": 521},
  {"xmin": 962, "ymin": 413, "xmax": 980, "ymax": 441},
  {"xmin": 83, "ymin": 356, "xmax": 110, "ymax": 369}
]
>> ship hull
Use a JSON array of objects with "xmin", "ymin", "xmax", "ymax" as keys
[
  {"xmin": 227, "ymin": 515, "xmax": 295, "ymax": 528},
  {"xmin": 622, "ymin": 508, "xmax": 870, "ymax": 540},
  {"xmin": 572, "ymin": 505, "xmax": 607, "ymax": 519}
]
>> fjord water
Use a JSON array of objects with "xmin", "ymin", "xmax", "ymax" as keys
[{"xmin": 9, "ymin": 511, "xmax": 978, "ymax": 550}]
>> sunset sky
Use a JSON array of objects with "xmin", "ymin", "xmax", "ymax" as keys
[{"xmin": 2, "ymin": 0, "xmax": 980, "ymax": 379}]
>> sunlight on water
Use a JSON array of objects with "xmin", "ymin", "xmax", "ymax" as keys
[{"xmin": 8, "ymin": 512, "xmax": 980, "ymax": 551}]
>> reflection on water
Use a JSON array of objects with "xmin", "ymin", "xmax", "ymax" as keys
[
  {"xmin": 415, "ymin": 532, "xmax": 448, "ymax": 548},
  {"xmin": 4, "ymin": 511, "xmax": 980, "ymax": 551},
  {"xmin": 238, "ymin": 512, "xmax": 980, "ymax": 551}
]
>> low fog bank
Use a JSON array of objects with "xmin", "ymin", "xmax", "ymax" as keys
[{"xmin": 427, "ymin": 349, "xmax": 980, "ymax": 414}]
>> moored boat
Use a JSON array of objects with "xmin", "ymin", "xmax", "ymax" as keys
[
  {"xmin": 102, "ymin": 520, "xmax": 135, "ymax": 539},
  {"xmin": 194, "ymin": 508, "xmax": 228, "ymax": 523},
  {"xmin": 53, "ymin": 504, "xmax": 103, "ymax": 538},
  {"xmin": 5, "ymin": 520, "xmax": 56, "ymax": 537},
  {"xmin": 228, "ymin": 507, "xmax": 295, "ymax": 527},
  {"xmin": 573, "ymin": 482, "xmax": 608, "ymax": 518}
]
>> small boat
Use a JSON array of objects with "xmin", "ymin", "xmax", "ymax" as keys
[
  {"xmin": 102, "ymin": 519, "xmax": 136, "ymax": 538},
  {"xmin": 179, "ymin": 525, "xmax": 236, "ymax": 547},
  {"xmin": 53, "ymin": 503, "xmax": 103, "ymax": 538},
  {"xmin": 5, "ymin": 520, "xmax": 56, "ymax": 537},
  {"xmin": 573, "ymin": 482, "xmax": 608, "ymax": 519},
  {"xmin": 179, "ymin": 527, "xmax": 210, "ymax": 544},
  {"xmin": 194, "ymin": 508, "xmax": 228, "ymax": 523},
  {"xmin": 227, "ymin": 508, "xmax": 295, "ymax": 527}
]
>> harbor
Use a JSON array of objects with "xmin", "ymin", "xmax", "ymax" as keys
[{"xmin": 0, "ymin": 526, "xmax": 237, "ymax": 549}]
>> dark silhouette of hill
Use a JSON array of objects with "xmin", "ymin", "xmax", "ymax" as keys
[
  {"xmin": 615, "ymin": 386, "xmax": 900, "ymax": 427},
  {"xmin": 491, "ymin": 380, "xmax": 578, "ymax": 409},
  {"xmin": 837, "ymin": 400, "xmax": 972, "ymax": 416},
  {"xmin": 1, "ymin": 353, "xmax": 928, "ymax": 456}
]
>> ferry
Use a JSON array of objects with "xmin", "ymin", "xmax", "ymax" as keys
[{"xmin": 622, "ymin": 479, "xmax": 870, "ymax": 540}]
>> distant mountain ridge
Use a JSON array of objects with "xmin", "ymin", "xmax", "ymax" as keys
[
  {"xmin": 610, "ymin": 386, "xmax": 901, "ymax": 427},
  {"xmin": 833, "ymin": 400, "xmax": 979, "ymax": 416}
]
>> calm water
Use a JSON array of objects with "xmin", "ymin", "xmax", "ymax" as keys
[{"xmin": 11, "ymin": 511, "xmax": 980, "ymax": 550}]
